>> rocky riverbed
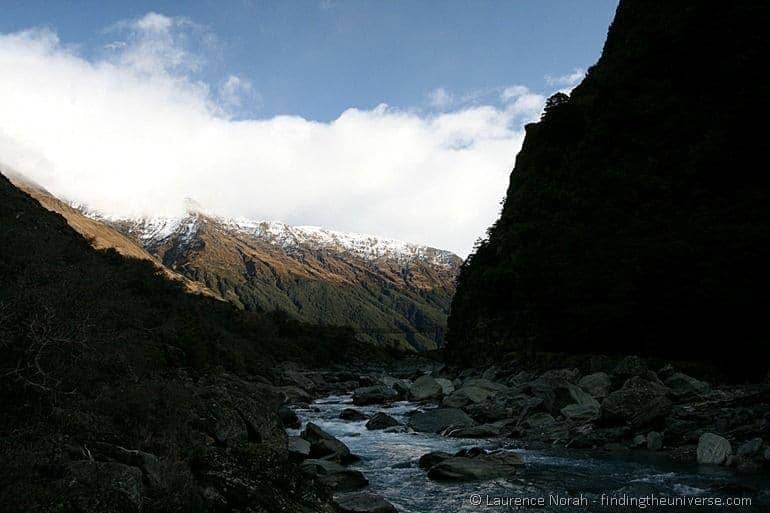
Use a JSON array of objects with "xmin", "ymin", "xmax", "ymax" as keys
[{"xmin": 274, "ymin": 356, "xmax": 770, "ymax": 512}]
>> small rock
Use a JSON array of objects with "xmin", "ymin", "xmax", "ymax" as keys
[
  {"xmin": 408, "ymin": 408, "xmax": 475, "ymax": 433},
  {"xmin": 340, "ymin": 408, "xmax": 369, "ymax": 421},
  {"xmin": 366, "ymin": 412, "xmax": 400, "ymax": 430},
  {"xmin": 632, "ymin": 434, "xmax": 647, "ymax": 448},
  {"xmin": 409, "ymin": 375, "xmax": 443, "ymax": 401},
  {"xmin": 697, "ymin": 433, "xmax": 732, "ymax": 465},
  {"xmin": 278, "ymin": 405, "xmax": 301, "ymax": 429},
  {"xmin": 647, "ymin": 431, "xmax": 664, "ymax": 451},
  {"xmin": 736, "ymin": 438, "xmax": 762, "ymax": 457},
  {"xmin": 334, "ymin": 492, "xmax": 398, "ymax": 513}
]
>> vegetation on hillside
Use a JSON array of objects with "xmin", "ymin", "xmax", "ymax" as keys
[
  {"xmin": 447, "ymin": 0, "xmax": 770, "ymax": 377},
  {"xmin": 0, "ymin": 172, "xmax": 369, "ymax": 512}
]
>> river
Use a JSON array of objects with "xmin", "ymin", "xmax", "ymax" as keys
[{"xmin": 288, "ymin": 395, "xmax": 767, "ymax": 512}]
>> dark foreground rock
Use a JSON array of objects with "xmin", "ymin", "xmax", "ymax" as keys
[{"xmin": 333, "ymin": 492, "xmax": 398, "ymax": 513}]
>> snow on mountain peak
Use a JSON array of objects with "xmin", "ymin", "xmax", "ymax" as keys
[{"xmin": 72, "ymin": 203, "xmax": 460, "ymax": 269}]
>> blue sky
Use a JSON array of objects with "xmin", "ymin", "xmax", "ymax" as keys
[
  {"xmin": 0, "ymin": 1, "xmax": 618, "ymax": 256},
  {"xmin": 0, "ymin": 0, "xmax": 618, "ymax": 121}
]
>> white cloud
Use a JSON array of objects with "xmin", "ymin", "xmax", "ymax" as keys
[
  {"xmin": 428, "ymin": 87, "xmax": 453, "ymax": 109},
  {"xmin": 0, "ymin": 20, "xmax": 547, "ymax": 257},
  {"xmin": 545, "ymin": 68, "xmax": 585, "ymax": 91},
  {"xmin": 218, "ymin": 74, "xmax": 256, "ymax": 110}
]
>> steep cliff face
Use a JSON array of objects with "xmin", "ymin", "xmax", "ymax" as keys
[{"xmin": 447, "ymin": 0, "xmax": 770, "ymax": 374}]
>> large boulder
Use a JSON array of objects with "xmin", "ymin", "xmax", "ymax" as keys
[
  {"xmin": 301, "ymin": 422, "xmax": 357, "ymax": 463},
  {"xmin": 578, "ymin": 372, "xmax": 612, "ymax": 399},
  {"xmin": 334, "ymin": 492, "xmax": 398, "ymax": 513},
  {"xmin": 300, "ymin": 459, "xmax": 368, "ymax": 492},
  {"xmin": 352, "ymin": 385, "xmax": 398, "ymax": 406},
  {"xmin": 665, "ymin": 373, "xmax": 710, "ymax": 400},
  {"xmin": 426, "ymin": 449, "xmax": 524, "ymax": 482},
  {"xmin": 340, "ymin": 408, "xmax": 369, "ymax": 421},
  {"xmin": 365, "ymin": 412, "xmax": 400, "ymax": 431},
  {"xmin": 409, "ymin": 375, "xmax": 443, "ymax": 401},
  {"xmin": 697, "ymin": 433, "xmax": 732, "ymax": 465},
  {"xmin": 601, "ymin": 376, "xmax": 671, "ymax": 428},
  {"xmin": 408, "ymin": 408, "xmax": 475, "ymax": 433}
]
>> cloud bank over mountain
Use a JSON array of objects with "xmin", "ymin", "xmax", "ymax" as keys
[{"xmin": 0, "ymin": 13, "xmax": 547, "ymax": 256}]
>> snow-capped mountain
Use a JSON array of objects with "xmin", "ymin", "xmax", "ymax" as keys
[
  {"xmin": 98, "ymin": 208, "xmax": 459, "ymax": 270},
  {"xmin": 66, "ymin": 203, "xmax": 462, "ymax": 352}
]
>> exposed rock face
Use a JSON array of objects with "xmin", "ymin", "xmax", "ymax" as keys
[
  {"xmin": 446, "ymin": 0, "xmax": 770, "ymax": 378},
  {"xmin": 697, "ymin": 433, "xmax": 732, "ymax": 465}
]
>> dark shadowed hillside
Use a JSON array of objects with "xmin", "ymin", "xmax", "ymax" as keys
[
  {"xmin": 447, "ymin": 0, "xmax": 770, "ymax": 376},
  {"xmin": 0, "ymin": 171, "xmax": 371, "ymax": 512}
]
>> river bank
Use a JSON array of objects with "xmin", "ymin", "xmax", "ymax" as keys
[{"xmin": 273, "ymin": 356, "xmax": 770, "ymax": 512}]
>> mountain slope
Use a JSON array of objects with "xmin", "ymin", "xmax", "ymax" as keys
[
  {"xmin": 0, "ymin": 170, "xmax": 360, "ymax": 512},
  {"xmin": 446, "ymin": 0, "xmax": 770, "ymax": 375},
  {"xmin": 5, "ymin": 171, "xmax": 220, "ymax": 300},
  {"xmin": 107, "ymin": 211, "xmax": 462, "ymax": 351}
]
